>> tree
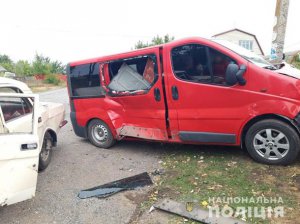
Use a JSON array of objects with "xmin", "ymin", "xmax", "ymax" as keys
[
  {"xmin": 32, "ymin": 54, "xmax": 52, "ymax": 75},
  {"xmin": 291, "ymin": 53, "xmax": 300, "ymax": 69},
  {"xmin": 0, "ymin": 54, "xmax": 15, "ymax": 72},
  {"xmin": 134, "ymin": 34, "xmax": 175, "ymax": 49},
  {"xmin": 15, "ymin": 60, "xmax": 32, "ymax": 76},
  {"xmin": 0, "ymin": 53, "xmax": 66, "ymax": 76},
  {"xmin": 50, "ymin": 60, "xmax": 66, "ymax": 74}
]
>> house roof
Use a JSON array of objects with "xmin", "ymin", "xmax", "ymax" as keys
[
  {"xmin": 212, "ymin": 28, "xmax": 264, "ymax": 56},
  {"xmin": 0, "ymin": 65, "xmax": 7, "ymax": 73}
]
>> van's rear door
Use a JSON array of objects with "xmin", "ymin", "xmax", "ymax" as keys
[{"xmin": 0, "ymin": 93, "xmax": 39, "ymax": 206}]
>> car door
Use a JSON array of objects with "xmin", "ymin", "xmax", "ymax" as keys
[
  {"xmin": 164, "ymin": 41, "xmax": 250, "ymax": 144},
  {"xmin": 0, "ymin": 93, "xmax": 39, "ymax": 206},
  {"xmin": 104, "ymin": 48, "xmax": 168, "ymax": 140}
]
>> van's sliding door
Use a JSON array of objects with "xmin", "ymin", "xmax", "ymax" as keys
[{"xmin": 104, "ymin": 48, "xmax": 168, "ymax": 141}]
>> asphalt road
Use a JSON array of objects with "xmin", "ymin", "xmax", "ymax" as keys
[{"xmin": 0, "ymin": 88, "xmax": 168, "ymax": 224}]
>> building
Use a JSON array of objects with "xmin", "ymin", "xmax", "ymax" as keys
[{"xmin": 212, "ymin": 28, "xmax": 264, "ymax": 56}]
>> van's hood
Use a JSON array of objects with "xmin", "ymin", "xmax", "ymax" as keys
[
  {"xmin": 248, "ymin": 63, "xmax": 300, "ymax": 101},
  {"xmin": 274, "ymin": 62, "xmax": 300, "ymax": 79}
]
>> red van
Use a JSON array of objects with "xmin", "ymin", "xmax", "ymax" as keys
[{"xmin": 67, "ymin": 37, "xmax": 300, "ymax": 165}]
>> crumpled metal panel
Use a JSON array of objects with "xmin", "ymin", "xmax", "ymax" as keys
[
  {"xmin": 154, "ymin": 199, "xmax": 247, "ymax": 224},
  {"xmin": 78, "ymin": 172, "xmax": 152, "ymax": 199},
  {"xmin": 117, "ymin": 125, "xmax": 168, "ymax": 140}
]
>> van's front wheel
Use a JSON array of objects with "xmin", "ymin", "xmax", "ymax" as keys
[
  {"xmin": 245, "ymin": 119, "xmax": 300, "ymax": 165},
  {"xmin": 87, "ymin": 119, "xmax": 116, "ymax": 148}
]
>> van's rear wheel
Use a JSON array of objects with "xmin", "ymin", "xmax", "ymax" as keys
[
  {"xmin": 245, "ymin": 119, "xmax": 300, "ymax": 165},
  {"xmin": 87, "ymin": 119, "xmax": 116, "ymax": 148}
]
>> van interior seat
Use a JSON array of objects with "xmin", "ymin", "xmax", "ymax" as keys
[{"xmin": 143, "ymin": 58, "xmax": 155, "ymax": 84}]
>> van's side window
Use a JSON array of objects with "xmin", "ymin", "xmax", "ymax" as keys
[
  {"xmin": 69, "ymin": 63, "xmax": 104, "ymax": 97},
  {"xmin": 107, "ymin": 55, "xmax": 158, "ymax": 93},
  {"xmin": 171, "ymin": 44, "xmax": 236, "ymax": 86}
]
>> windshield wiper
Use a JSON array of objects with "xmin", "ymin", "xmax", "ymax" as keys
[{"xmin": 263, "ymin": 65, "xmax": 277, "ymax": 70}]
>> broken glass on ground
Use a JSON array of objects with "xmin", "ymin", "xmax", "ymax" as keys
[{"xmin": 78, "ymin": 172, "xmax": 153, "ymax": 199}]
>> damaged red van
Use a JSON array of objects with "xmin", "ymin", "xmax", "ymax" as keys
[{"xmin": 67, "ymin": 37, "xmax": 300, "ymax": 165}]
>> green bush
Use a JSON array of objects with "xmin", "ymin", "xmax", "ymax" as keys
[
  {"xmin": 44, "ymin": 74, "xmax": 60, "ymax": 85},
  {"xmin": 293, "ymin": 61, "xmax": 300, "ymax": 70}
]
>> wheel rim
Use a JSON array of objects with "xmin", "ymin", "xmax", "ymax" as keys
[
  {"xmin": 41, "ymin": 138, "xmax": 52, "ymax": 161},
  {"xmin": 253, "ymin": 128, "xmax": 290, "ymax": 160},
  {"xmin": 92, "ymin": 124, "xmax": 109, "ymax": 142}
]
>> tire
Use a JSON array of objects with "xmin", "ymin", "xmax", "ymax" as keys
[
  {"xmin": 39, "ymin": 132, "xmax": 53, "ymax": 171},
  {"xmin": 87, "ymin": 119, "xmax": 116, "ymax": 148},
  {"xmin": 245, "ymin": 119, "xmax": 300, "ymax": 165}
]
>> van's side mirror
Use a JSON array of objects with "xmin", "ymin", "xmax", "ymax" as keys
[
  {"xmin": 225, "ymin": 64, "xmax": 247, "ymax": 86},
  {"xmin": 225, "ymin": 64, "xmax": 239, "ymax": 86},
  {"xmin": 236, "ymin": 64, "xmax": 247, "ymax": 86}
]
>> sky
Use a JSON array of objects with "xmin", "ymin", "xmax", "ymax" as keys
[{"xmin": 0, "ymin": 0, "xmax": 299, "ymax": 64}]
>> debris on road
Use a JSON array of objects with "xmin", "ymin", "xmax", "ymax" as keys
[
  {"xmin": 153, "ymin": 199, "xmax": 247, "ymax": 224},
  {"xmin": 151, "ymin": 168, "xmax": 165, "ymax": 176},
  {"xmin": 78, "ymin": 172, "xmax": 153, "ymax": 199}
]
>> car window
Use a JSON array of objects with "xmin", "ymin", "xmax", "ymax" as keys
[
  {"xmin": 0, "ymin": 87, "xmax": 21, "ymax": 93},
  {"xmin": 69, "ymin": 62, "xmax": 104, "ymax": 97},
  {"xmin": 171, "ymin": 44, "xmax": 237, "ymax": 86},
  {"xmin": 0, "ymin": 97, "xmax": 32, "ymax": 122},
  {"xmin": 107, "ymin": 55, "xmax": 158, "ymax": 93},
  {"xmin": 213, "ymin": 39, "xmax": 273, "ymax": 68}
]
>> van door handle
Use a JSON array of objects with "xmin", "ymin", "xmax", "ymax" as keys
[
  {"xmin": 154, "ymin": 88, "xmax": 161, "ymax": 101},
  {"xmin": 171, "ymin": 86, "xmax": 179, "ymax": 100}
]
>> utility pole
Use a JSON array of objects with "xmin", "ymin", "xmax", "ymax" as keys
[{"xmin": 271, "ymin": 0, "xmax": 290, "ymax": 63}]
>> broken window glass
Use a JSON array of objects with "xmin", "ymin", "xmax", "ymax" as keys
[{"xmin": 107, "ymin": 55, "xmax": 158, "ymax": 94}]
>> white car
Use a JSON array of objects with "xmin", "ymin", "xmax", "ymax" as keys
[{"xmin": 0, "ymin": 77, "xmax": 66, "ymax": 206}]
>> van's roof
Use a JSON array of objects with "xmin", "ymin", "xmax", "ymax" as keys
[{"xmin": 68, "ymin": 37, "xmax": 209, "ymax": 67}]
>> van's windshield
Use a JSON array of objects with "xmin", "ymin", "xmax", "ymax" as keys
[{"xmin": 212, "ymin": 39, "xmax": 276, "ymax": 70}]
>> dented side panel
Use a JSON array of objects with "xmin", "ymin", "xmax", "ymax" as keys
[
  {"xmin": 68, "ymin": 37, "xmax": 300, "ymax": 146},
  {"xmin": 104, "ymin": 49, "xmax": 168, "ymax": 139},
  {"xmin": 71, "ymin": 48, "xmax": 168, "ymax": 140},
  {"xmin": 117, "ymin": 125, "xmax": 168, "ymax": 140}
]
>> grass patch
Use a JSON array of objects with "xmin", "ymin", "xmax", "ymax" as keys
[
  {"xmin": 150, "ymin": 144, "xmax": 300, "ymax": 224},
  {"xmin": 29, "ymin": 82, "xmax": 66, "ymax": 93},
  {"xmin": 292, "ymin": 61, "xmax": 300, "ymax": 70},
  {"xmin": 44, "ymin": 74, "xmax": 61, "ymax": 85}
]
